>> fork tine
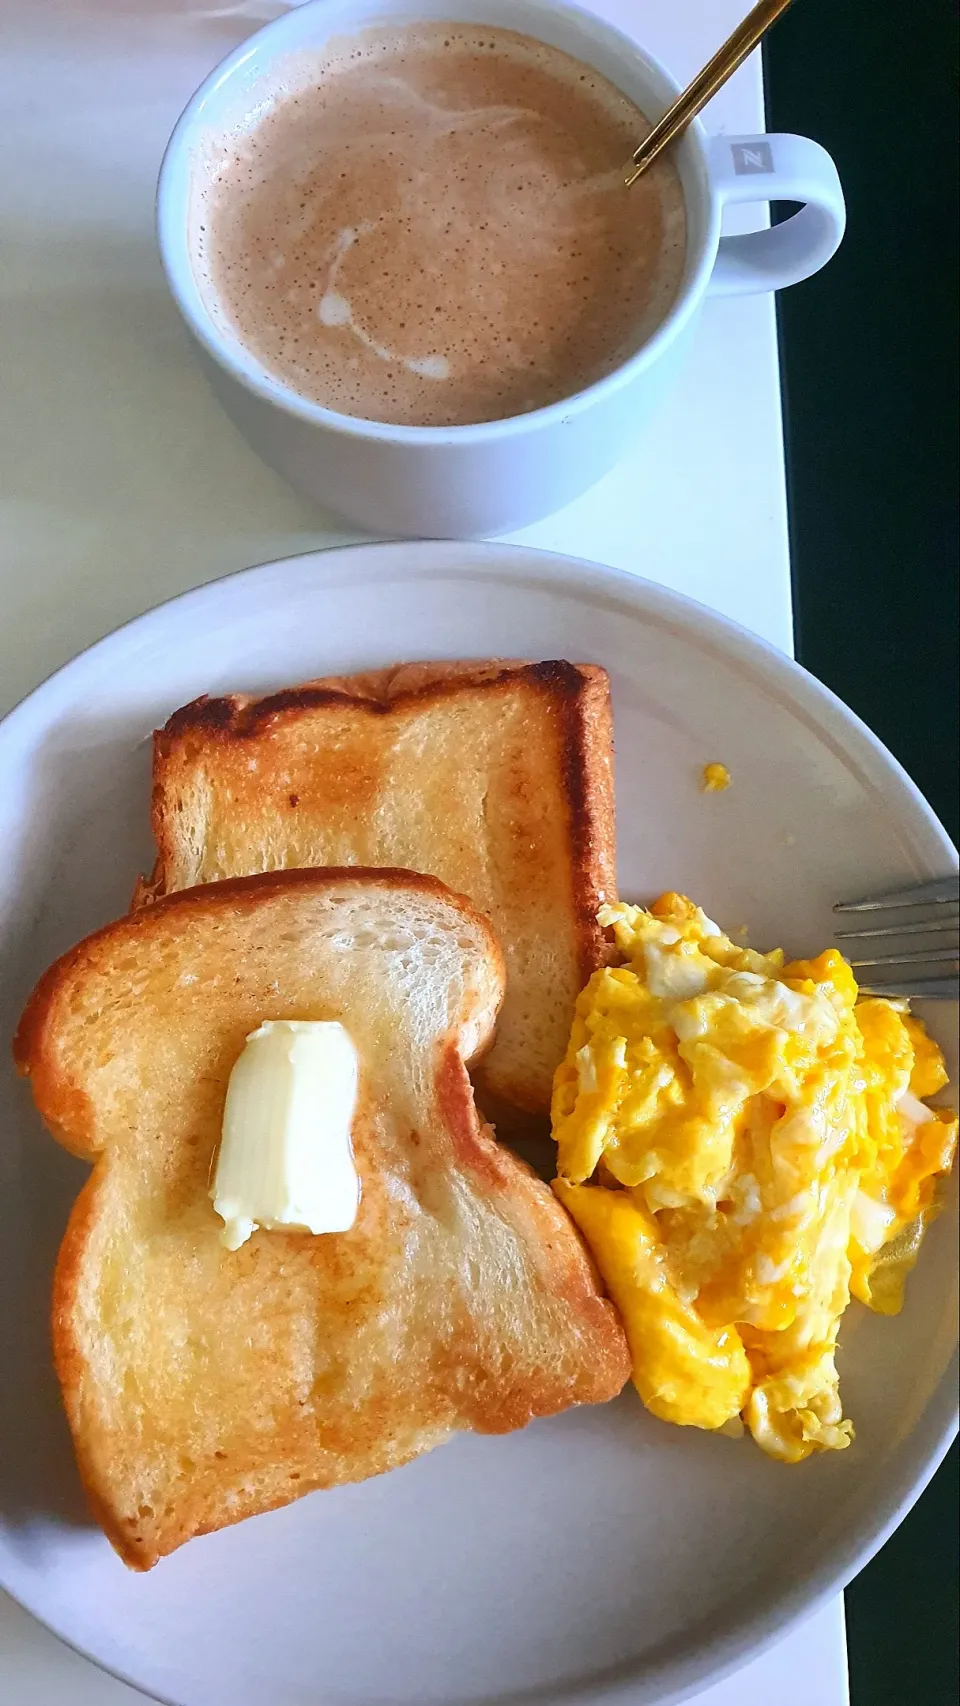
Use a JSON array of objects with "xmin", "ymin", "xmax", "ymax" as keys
[
  {"xmin": 835, "ymin": 876, "xmax": 960, "ymax": 996},
  {"xmin": 835, "ymin": 911, "xmax": 959, "ymax": 942},
  {"xmin": 834, "ymin": 875, "xmax": 959, "ymax": 913},
  {"xmin": 856, "ymin": 976, "xmax": 960, "ymax": 1000},
  {"xmin": 850, "ymin": 946, "xmax": 960, "ymax": 969}
]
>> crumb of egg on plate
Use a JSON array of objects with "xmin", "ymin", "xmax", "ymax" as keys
[
  {"xmin": 551, "ymin": 892, "xmax": 957, "ymax": 1465},
  {"xmin": 702, "ymin": 762, "xmax": 731, "ymax": 792}
]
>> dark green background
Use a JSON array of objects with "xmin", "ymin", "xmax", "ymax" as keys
[{"xmin": 765, "ymin": 2, "xmax": 958, "ymax": 1703}]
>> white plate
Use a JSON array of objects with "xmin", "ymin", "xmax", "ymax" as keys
[{"xmin": 0, "ymin": 541, "xmax": 956, "ymax": 1706}]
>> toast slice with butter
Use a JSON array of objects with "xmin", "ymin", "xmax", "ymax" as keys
[
  {"xmin": 136, "ymin": 660, "xmax": 617, "ymax": 1117},
  {"xmin": 15, "ymin": 869, "xmax": 629, "ymax": 1569}
]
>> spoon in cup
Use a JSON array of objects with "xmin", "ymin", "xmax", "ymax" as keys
[{"xmin": 626, "ymin": 0, "xmax": 794, "ymax": 185}]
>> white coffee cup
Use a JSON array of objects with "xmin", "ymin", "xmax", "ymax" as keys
[{"xmin": 157, "ymin": 0, "xmax": 845, "ymax": 538}]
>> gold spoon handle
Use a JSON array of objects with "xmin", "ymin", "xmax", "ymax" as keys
[{"xmin": 626, "ymin": 0, "xmax": 794, "ymax": 185}]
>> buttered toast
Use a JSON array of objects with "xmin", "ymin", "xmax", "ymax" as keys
[
  {"xmin": 136, "ymin": 660, "xmax": 617, "ymax": 1117},
  {"xmin": 14, "ymin": 869, "xmax": 629, "ymax": 1569}
]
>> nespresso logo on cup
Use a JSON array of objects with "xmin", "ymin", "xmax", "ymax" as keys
[{"xmin": 732, "ymin": 140, "xmax": 774, "ymax": 174}]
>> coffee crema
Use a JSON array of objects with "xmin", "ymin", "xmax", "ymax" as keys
[{"xmin": 196, "ymin": 23, "xmax": 686, "ymax": 427}]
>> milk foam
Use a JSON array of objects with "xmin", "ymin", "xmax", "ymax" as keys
[{"xmin": 317, "ymin": 225, "xmax": 450, "ymax": 381}]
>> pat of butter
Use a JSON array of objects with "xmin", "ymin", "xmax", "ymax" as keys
[{"xmin": 212, "ymin": 1020, "xmax": 360, "ymax": 1251}]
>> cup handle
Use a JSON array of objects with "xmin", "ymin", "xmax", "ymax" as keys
[{"xmin": 706, "ymin": 133, "xmax": 846, "ymax": 295}]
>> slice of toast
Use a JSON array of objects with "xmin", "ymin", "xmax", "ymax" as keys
[
  {"xmin": 14, "ymin": 869, "xmax": 629, "ymax": 1569},
  {"xmin": 136, "ymin": 660, "xmax": 617, "ymax": 1117}
]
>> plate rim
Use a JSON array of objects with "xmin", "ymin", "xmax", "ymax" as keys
[
  {"xmin": 1, "ymin": 539, "xmax": 957, "ymax": 862},
  {"xmin": 1, "ymin": 538, "xmax": 956, "ymax": 1706}
]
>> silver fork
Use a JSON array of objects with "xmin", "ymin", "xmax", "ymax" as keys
[{"xmin": 834, "ymin": 875, "xmax": 959, "ymax": 1000}]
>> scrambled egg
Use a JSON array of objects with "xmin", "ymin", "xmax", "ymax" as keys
[{"xmin": 552, "ymin": 894, "xmax": 957, "ymax": 1463}]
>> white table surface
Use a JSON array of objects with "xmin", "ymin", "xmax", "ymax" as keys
[{"xmin": 0, "ymin": 2, "xmax": 848, "ymax": 1701}]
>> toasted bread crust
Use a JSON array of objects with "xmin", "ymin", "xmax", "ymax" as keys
[
  {"xmin": 138, "ymin": 660, "xmax": 617, "ymax": 1113},
  {"xmin": 15, "ymin": 870, "xmax": 629, "ymax": 1568},
  {"xmin": 49, "ymin": 1166, "xmax": 134, "ymax": 1557}
]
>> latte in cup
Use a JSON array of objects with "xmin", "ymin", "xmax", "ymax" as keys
[{"xmin": 194, "ymin": 22, "xmax": 686, "ymax": 428}]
